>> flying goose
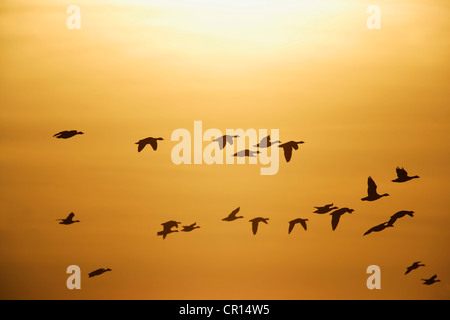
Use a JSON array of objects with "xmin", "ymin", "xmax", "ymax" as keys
[
  {"xmin": 363, "ymin": 222, "xmax": 393, "ymax": 236},
  {"xmin": 181, "ymin": 223, "xmax": 200, "ymax": 232},
  {"xmin": 233, "ymin": 150, "xmax": 260, "ymax": 157},
  {"xmin": 222, "ymin": 207, "xmax": 243, "ymax": 221},
  {"xmin": 214, "ymin": 135, "xmax": 239, "ymax": 150},
  {"xmin": 387, "ymin": 210, "xmax": 414, "ymax": 227},
  {"xmin": 88, "ymin": 268, "xmax": 112, "ymax": 278},
  {"xmin": 421, "ymin": 275, "xmax": 440, "ymax": 285},
  {"xmin": 361, "ymin": 177, "xmax": 389, "ymax": 201},
  {"xmin": 314, "ymin": 203, "xmax": 338, "ymax": 214},
  {"xmin": 279, "ymin": 141, "xmax": 305, "ymax": 163},
  {"xmin": 53, "ymin": 130, "xmax": 84, "ymax": 139},
  {"xmin": 405, "ymin": 261, "xmax": 425, "ymax": 275},
  {"xmin": 157, "ymin": 220, "xmax": 181, "ymax": 239},
  {"xmin": 249, "ymin": 217, "xmax": 269, "ymax": 235},
  {"xmin": 288, "ymin": 218, "xmax": 308, "ymax": 234},
  {"xmin": 330, "ymin": 208, "xmax": 354, "ymax": 231},
  {"xmin": 56, "ymin": 212, "xmax": 80, "ymax": 225},
  {"xmin": 392, "ymin": 167, "xmax": 419, "ymax": 183},
  {"xmin": 253, "ymin": 135, "xmax": 281, "ymax": 148},
  {"xmin": 135, "ymin": 137, "xmax": 164, "ymax": 152}
]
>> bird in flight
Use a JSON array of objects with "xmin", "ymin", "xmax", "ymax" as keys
[
  {"xmin": 387, "ymin": 210, "xmax": 414, "ymax": 227},
  {"xmin": 249, "ymin": 217, "xmax": 269, "ymax": 235},
  {"xmin": 88, "ymin": 268, "xmax": 112, "ymax": 278},
  {"xmin": 278, "ymin": 141, "xmax": 305, "ymax": 163},
  {"xmin": 157, "ymin": 220, "xmax": 181, "ymax": 239},
  {"xmin": 53, "ymin": 130, "xmax": 84, "ymax": 139},
  {"xmin": 222, "ymin": 207, "xmax": 243, "ymax": 221},
  {"xmin": 314, "ymin": 203, "xmax": 338, "ymax": 214},
  {"xmin": 253, "ymin": 135, "xmax": 281, "ymax": 148},
  {"xmin": 135, "ymin": 137, "xmax": 164, "ymax": 152},
  {"xmin": 361, "ymin": 177, "xmax": 389, "ymax": 201},
  {"xmin": 181, "ymin": 223, "xmax": 200, "ymax": 232},
  {"xmin": 392, "ymin": 167, "xmax": 419, "ymax": 183},
  {"xmin": 233, "ymin": 150, "xmax": 260, "ymax": 157},
  {"xmin": 213, "ymin": 135, "xmax": 239, "ymax": 150},
  {"xmin": 56, "ymin": 212, "xmax": 80, "ymax": 225},
  {"xmin": 405, "ymin": 261, "xmax": 425, "ymax": 275},
  {"xmin": 363, "ymin": 222, "xmax": 393, "ymax": 236},
  {"xmin": 288, "ymin": 218, "xmax": 308, "ymax": 234},
  {"xmin": 421, "ymin": 275, "xmax": 440, "ymax": 285},
  {"xmin": 330, "ymin": 208, "xmax": 354, "ymax": 231}
]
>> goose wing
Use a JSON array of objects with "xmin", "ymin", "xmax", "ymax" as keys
[
  {"xmin": 282, "ymin": 145, "xmax": 293, "ymax": 162},
  {"xmin": 288, "ymin": 221, "xmax": 296, "ymax": 234},
  {"xmin": 215, "ymin": 136, "xmax": 225, "ymax": 150},
  {"xmin": 136, "ymin": 140, "xmax": 147, "ymax": 152},
  {"xmin": 396, "ymin": 167, "xmax": 408, "ymax": 179},
  {"xmin": 66, "ymin": 212, "xmax": 75, "ymax": 221},
  {"xmin": 331, "ymin": 213, "xmax": 341, "ymax": 231},
  {"xmin": 149, "ymin": 138, "xmax": 158, "ymax": 150},
  {"xmin": 258, "ymin": 136, "xmax": 269, "ymax": 148},
  {"xmin": 225, "ymin": 135, "xmax": 236, "ymax": 147},
  {"xmin": 229, "ymin": 207, "xmax": 240, "ymax": 218},
  {"xmin": 299, "ymin": 219, "xmax": 307, "ymax": 231},
  {"xmin": 251, "ymin": 220, "xmax": 259, "ymax": 235},
  {"xmin": 367, "ymin": 177, "xmax": 378, "ymax": 196}
]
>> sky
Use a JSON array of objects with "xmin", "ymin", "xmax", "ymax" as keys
[{"xmin": 0, "ymin": 0, "xmax": 449, "ymax": 299}]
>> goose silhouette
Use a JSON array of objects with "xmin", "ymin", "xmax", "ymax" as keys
[
  {"xmin": 361, "ymin": 177, "xmax": 389, "ymax": 201},
  {"xmin": 214, "ymin": 135, "xmax": 239, "ymax": 150},
  {"xmin": 249, "ymin": 217, "xmax": 269, "ymax": 235},
  {"xmin": 405, "ymin": 261, "xmax": 425, "ymax": 275},
  {"xmin": 330, "ymin": 208, "xmax": 354, "ymax": 231},
  {"xmin": 222, "ymin": 207, "xmax": 243, "ymax": 221},
  {"xmin": 56, "ymin": 212, "xmax": 80, "ymax": 225},
  {"xmin": 253, "ymin": 135, "xmax": 281, "ymax": 148},
  {"xmin": 288, "ymin": 218, "xmax": 308, "ymax": 234},
  {"xmin": 363, "ymin": 222, "xmax": 393, "ymax": 236},
  {"xmin": 157, "ymin": 220, "xmax": 181, "ymax": 239},
  {"xmin": 53, "ymin": 130, "xmax": 84, "ymax": 139},
  {"xmin": 387, "ymin": 210, "xmax": 414, "ymax": 227},
  {"xmin": 279, "ymin": 141, "xmax": 305, "ymax": 163},
  {"xmin": 392, "ymin": 167, "xmax": 419, "ymax": 183},
  {"xmin": 421, "ymin": 275, "xmax": 440, "ymax": 285},
  {"xmin": 314, "ymin": 203, "xmax": 338, "ymax": 214},
  {"xmin": 135, "ymin": 137, "xmax": 164, "ymax": 152},
  {"xmin": 88, "ymin": 268, "xmax": 112, "ymax": 278},
  {"xmin": 233, "ymin": 150, "xmax": 260, "ymax": 157},
  {"xmin": 181, "ymin": 223, "xmax": 200, "ymax": 232}
]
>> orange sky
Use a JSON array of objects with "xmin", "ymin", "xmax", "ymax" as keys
[{"xmin": 0, "ymin": 0, "xmax": 449, "ymax": 299}]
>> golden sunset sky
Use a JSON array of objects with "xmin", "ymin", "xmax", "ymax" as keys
[{"xmin": 0, "ymin": 0, "xmax": 449, "ymax": 299}]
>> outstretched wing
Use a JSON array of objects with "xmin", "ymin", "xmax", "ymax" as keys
[
  {"xmin": 364, "ymin": 227, "xmax": 374, "ymax": 236},
  {"xmin": 288, "ymin": 221, "xmax": 295, "ymax": 234},
  {"xmin": 282, "ymin": 145, "xmax": 292, "ymax": 162},
  {"xmin": 136, "ymin": 141, "xmax": 146, "ymax": 152},
  {"xmin": 251, "ymin": 221, "xmax": 258, "ymax": 235},
  {"xmin": 396, "ymin": 167, "xmax": 408, "ymax": 179},
  {"xmin": 66, "ymin": 212, "xmax": 75, "ymax": 221},
  {"xmin": 149, "ymin": 139, "xmax": 158, "ymax": 150},
  {"xmin": 258, "ymin": 136, "xmax": 269, "ymax": 148},
  {"xmin": 214, "ymin": 136, "xmax": 225, "ymax": 150},
  {"xmin": 299, "ymin": 219, "xmax": 307, "ymax": 231},
  {"xmin": 331, "ymin": 214, "xmax": 341, "ymax": 231},
  {"xmin": 367, "ymin": 177, "xmax": 378, "ymax": 196},
  {"xmin": 230, "ymin": 207, "xmax": 240, "ymax": 218}
]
